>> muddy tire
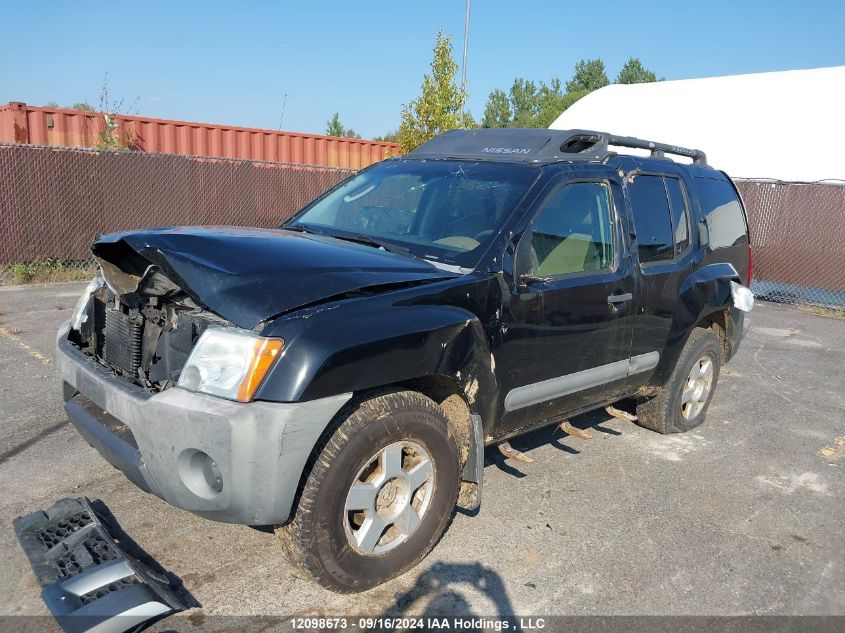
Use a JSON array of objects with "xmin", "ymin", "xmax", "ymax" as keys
[
  {"xmin": 636, "ymin": 328, "xmax": 721, "ymax": 434},
  {"xmin": 276, "ymin": 390, "xmax": 461, "ymax": 593}
]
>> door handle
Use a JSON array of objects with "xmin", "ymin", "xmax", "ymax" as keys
[{"xmin": 607, "ymin": 292, "xmax": 633, "ymax": 304}]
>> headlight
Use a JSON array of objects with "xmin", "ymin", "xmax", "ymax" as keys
[
  {"xmin": 70, "ymin": 277, "xmax": 104, "ymax": 331},
  {"xmin": 177, "ymin": 328, "xmax": 284, "ymax": 402}
]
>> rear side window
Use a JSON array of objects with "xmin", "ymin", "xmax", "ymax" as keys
[
  {"xmin": 695, "ymin": 176, "xmax": 749, "ymax": 248},
  {"xmin": 664, "ymin": 177, "xmax": 690, "ymax": 253},
  {"xmin": 628, "ymin": 174, "xmax": 694, "ymax": 263},
  {"xmin": 627, "ymin": 175, "xmax": 674, "ymax": 262}
]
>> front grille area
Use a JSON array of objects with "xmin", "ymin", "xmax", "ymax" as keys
[
  {"xmin": 103, "ymin": 308, "xmax": 143, "ymax": 376},
  {"xmin": 83, "ymin": 293, "xmax": 229, "ymax": 388}
]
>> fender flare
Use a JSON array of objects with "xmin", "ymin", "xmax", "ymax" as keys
[
  {"xmin": 650, "ymin": 262, "xmax": 741, "ymax": 384},
  {"xmin": 679, "ymin": 262, "xmax": 740, "ymax": 329},
  {"xmin": 257, "ymin": 303, "xmax": 499, "ymax": 424},
  {"xmin": 258, "ymin": 303, "xmax": 496, "ymax": 512}
]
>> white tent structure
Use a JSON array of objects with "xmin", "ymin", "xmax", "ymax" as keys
[{"xmin": 549, "ymin": 66, "xmax": 845, "ymax": 183}]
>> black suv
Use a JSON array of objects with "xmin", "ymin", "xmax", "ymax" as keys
[{"xmin": 57, "ymin": 128, "xmax": 752, "ymax": 592}]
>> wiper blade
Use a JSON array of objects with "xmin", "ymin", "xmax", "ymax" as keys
[
  {"xmin": 330, "ymin": 233, "xmax": 412, "ymax": 256},
  {"xmin": 281, "ymin": 223, "xmax": 325, "ymax": 236},
  {"xmin": 284, "ymin": 225, "xmax": 419, "ymax": 261}
]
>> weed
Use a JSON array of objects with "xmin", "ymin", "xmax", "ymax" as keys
[
  {"xmin": 1, "ymin": 260, "xmax": 97, "ymax": 285},
  {"xmin": 94, "ymin": 71, "xmax": 140, "ymax": 151},
  {"xmin": 9, "ymin": 263, "xmax": 34, "ymax": 284},
  {"xmin": 797, "ymin": 304, "xmax": 845, "ymax": 319}
]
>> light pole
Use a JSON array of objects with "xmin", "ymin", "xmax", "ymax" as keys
[{"xmin": 461, "ymin": 0, "xmax": 471, "ymax": 118}]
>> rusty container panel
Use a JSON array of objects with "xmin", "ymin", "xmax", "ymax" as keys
[
  {"xmin": 0, "ymin": 102, "xmax": 399, "ymax": 169},
  {"xmin": 0, "ymin": 102, "xmax": 32, "ymax": 143}
]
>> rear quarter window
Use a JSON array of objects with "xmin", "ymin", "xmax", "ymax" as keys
[
  {"xmin": 695, "ymin": 176, "xmax": 749, "ymax": 248},
  {"xmin": 627, "ymin": 174, "xmax": 674, "ymax": 263}
]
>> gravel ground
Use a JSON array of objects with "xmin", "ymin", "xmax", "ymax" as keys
[{"xmin": 0, "ymin": 282, "xmax": 842, "ymax": 622}]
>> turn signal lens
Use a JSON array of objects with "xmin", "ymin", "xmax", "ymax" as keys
[{"xmin": 237, "ymin": 338, "xmax": 284, "ymax": 402}]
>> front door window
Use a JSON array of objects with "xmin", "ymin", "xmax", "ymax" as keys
[{"xmin": 523, "ymin": 182, "xmax": 615, "ymax": 277}]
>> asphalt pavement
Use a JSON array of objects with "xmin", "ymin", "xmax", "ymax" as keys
[{"xmin": 0, "ymin": 282, "xmax": 842, "ymax": 620}]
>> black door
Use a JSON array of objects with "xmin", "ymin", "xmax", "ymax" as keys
[
  {"xmin": 496, "ymin": 175, "xmax": 636, "ymax": 436},
  {"xmin": 623, "ymin": 170, "xmax": 698, "ymax": 392}
]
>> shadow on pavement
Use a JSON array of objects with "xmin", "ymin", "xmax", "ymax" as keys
[
  {"xmin": 486, "ymin": 399, "xmax": 639, "ymax": 478},
  {"xmin": 380, "ymin": 561, "xmax": 521, "ymax": 631}
]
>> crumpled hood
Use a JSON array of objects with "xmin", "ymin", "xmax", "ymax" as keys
[{"xmin": 92, "ymin": 226, "xmax": 456, "ymax": 328}]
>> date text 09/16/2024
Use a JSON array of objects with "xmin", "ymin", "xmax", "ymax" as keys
[{"xmin": 289, "ymin": 616, "xmax": 547, "ymax": 630}]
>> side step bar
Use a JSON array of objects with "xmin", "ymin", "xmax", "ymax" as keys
[{"xmin": 13, "ymin": 497, "xmax": 187, "ymax": 633}]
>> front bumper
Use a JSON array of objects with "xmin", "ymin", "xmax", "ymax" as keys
[{"xmin": 56, "ymin": 323, "xmax": 351, "ymax": 525}]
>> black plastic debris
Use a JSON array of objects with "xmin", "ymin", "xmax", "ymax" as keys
[{"xmin": 13, "ymin": 497, "xmax": 187, "ymax": 633}]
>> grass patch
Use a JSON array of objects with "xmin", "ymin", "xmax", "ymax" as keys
[
  {"xmin": 1, "ymin": 259, "xmax": 97, "ymax": 284},
  {"xmin": 797, "ymin": 304, "xmax": 845, "ymax": 319}
]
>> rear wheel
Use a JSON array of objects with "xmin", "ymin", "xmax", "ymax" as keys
[
  {"xmin": 277, "ymin": 390, "xmax": 460, "ymax": 593},
  {"xmin": 636, "ymin": 328, "xmax": 721, "ymax": 434}
]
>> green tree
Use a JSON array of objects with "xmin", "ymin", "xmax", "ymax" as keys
[
  {"xmin": 565, "ymin": 59, "xmax": 609, "ymax": 93},
  {"xmin": 43, "ymin": 101, "xmax": 94, "ymax": 110},
  {"xmin": 481, "ymin": 77, "xmax": 588, "ymax": 128},
  {"xmin": 536, "ymin": 89, "xmax": 589, "ymax": 128},
  {"xmin": 326, "ymin": 112, "xmax": 344, "ymax": 136},
  {"xmin": 481, "ymin": 88, "xmax": 512, "ymax": 128},
  {"xmin": 397, "ymin": 31, "xmax": 473, "ymax": 152},
  {"xmin": 479, "ymin": 56, "xmax": 658, "ymax": 131},
  {"xmin": 616, "ymin": 58, "xmax": 659, "ymax": 84},
  {"xmin": 325, "ymin": 112, "xmax": 360, "ymax": 138},
  {"xmin": 533, "ymin": 78, "xmax": 567, "ymax": 127},
  {"xmin": 532, "ymin": 79, "xmax": 591, "ymax": 128},
  {"xmin": 375, "ymin": 130, "xmax": 399, "ymax": 142},
  {"xmin": 508, "ymin": 78, "xmax": 539, "ymax": 126}
]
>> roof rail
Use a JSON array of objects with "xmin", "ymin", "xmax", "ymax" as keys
[{"xmin": 561, "ymin": 129, "xmax": 707, "ymax": 165}]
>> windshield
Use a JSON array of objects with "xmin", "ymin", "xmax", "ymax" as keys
[{"xmin": 283, "ymin": 159, "xmax": 539, "ymax": 268}]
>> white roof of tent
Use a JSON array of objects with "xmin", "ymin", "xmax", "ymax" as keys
[{"xmin": 549, "ymin": 66, "xmax": 845, "ymax": 183}]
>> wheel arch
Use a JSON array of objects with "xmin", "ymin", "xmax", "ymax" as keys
[
  {"xmin": 282, "ymin": 380, "xmax": 482, "ymax": 527},
  {"xmin": 648, "ymin": 262, "xmax": 740, "ymax": 385},
  {"xmin": 263, "ymin": 303, "xmax": 497, "ymax": 523}
]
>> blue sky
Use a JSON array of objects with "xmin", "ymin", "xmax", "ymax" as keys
[{"xmin": 2, "ymin": 1, "xmax": 844, "ymax": 139}]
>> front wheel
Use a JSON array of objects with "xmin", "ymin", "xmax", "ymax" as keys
[
  {"xmin": 636, "ymin": 327, "xmax": 722, "ymax": 434},
  {"xmin": 276, "ymin": 390, "xmax": 461, "ymax": 593}
]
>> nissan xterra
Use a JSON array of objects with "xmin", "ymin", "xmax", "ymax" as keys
[{"xmin": 56, "ymin": 128, "xmax": 753, "ymax": 592}]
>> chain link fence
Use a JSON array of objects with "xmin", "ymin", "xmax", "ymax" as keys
[
  {"xmin": 735, "ymin": 179, "xmax": 845, "ymax": 310},
  {"xmin": 1, "ymin": 143, "xmax": 843, "ymax": 311},
  {"xmin": 0, "ymin": 143, "xmax": 353, "ymax": 283}
]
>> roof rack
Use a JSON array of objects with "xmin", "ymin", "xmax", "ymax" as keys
[
  {"xmin": 564, "ymin": 130, "xmax": 708, "ymax": 165},
  {"xmin": 407, "ymin": 128, "xmax": 708, "ymax": 165}
]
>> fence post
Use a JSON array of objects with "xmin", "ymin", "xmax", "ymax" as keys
[{"xmin": 9, "ymin": 102, "xmax": 29, "ymax": 144}]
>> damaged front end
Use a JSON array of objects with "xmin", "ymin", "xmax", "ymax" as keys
[
  {"xmin": 71, "ymin": 226, "xmax": 458, "ymax": 394},
  {"xmin": 71, "ymin": 246, "xmax": 232, "ymax": 393}
]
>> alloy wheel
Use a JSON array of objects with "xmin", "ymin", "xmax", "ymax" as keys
[
  {"xmin": 681, "ymin": 355, "xmax": 714, "ymax": 420},
  {"xmin": 343, "ymin": 441, "xmax": 435, "ymax": 555}
]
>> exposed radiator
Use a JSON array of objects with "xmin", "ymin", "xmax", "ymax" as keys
[{"xmin": 102, "ymin": 308, "xmax": 143, "ymax": 376}]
